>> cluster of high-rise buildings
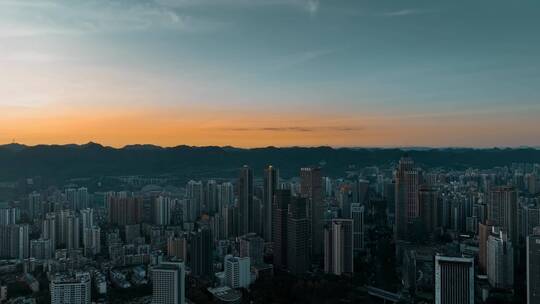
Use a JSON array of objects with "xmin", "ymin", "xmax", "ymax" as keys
[{"xmin": 0, "ymin": 156, "xmax": 539, "ymax": 303}]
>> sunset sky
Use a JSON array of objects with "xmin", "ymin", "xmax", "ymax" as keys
[{"xmin": 1, "ymin": 0, "xmax": 539, "ymax": 147}]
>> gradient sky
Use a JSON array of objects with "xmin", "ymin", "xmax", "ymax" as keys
[{"xmin": 1, "ymin": 0, "xmax": 539, "ymax": 147}]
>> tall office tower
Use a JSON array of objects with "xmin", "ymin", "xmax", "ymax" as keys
[
  {"xmin": 354, "ymin": 179, "xmax": 370, "ymax": 205},
  {"xmin": 220, "ymin": 205, "xmax": 234, "ymax": 239},
  {"xmin": 186, "ymin": 180, "xmax": 203, "ymax": 221},
  {"xmin": 239, "ymin": 233, "xmax": 264, "ymax": 266},
  {"xmin": 487, "ymin": 228, "xmax": 514, "ymax": 289},
  {"xmin": 0, "ymin": 224, "xmax": 29, "ymax": 259},
  {"xmin": 30, "ymin": 238, "xmax": 53, "ymax": 260},
  {"xmin": 152, "ymin": 261, "xmax": 186, "ymax": 304},
  {"xmin": 217, "ymin": 182, "xmax": 234, "ymax": 210},
  {"xmin": 479, "ymin": 221, "xmax": 494, "ymax": 274},
  {"xmin": 83, "ymin": 226, "xmax": 101, "ymax": 256},
  {"xmin": 28, "ymin": 191, "xmax": 42, "ymax": 219},
  {"xmin": 287, "ymin": 197, "xmax": 310, "ymax": 274},
  {"xmin": 300, "ymin": 167, "xmax": 324, "ymax": 258},
  {"xmin": 251, "ymin": 197, "xmax": 263, "ymax": 237},
  {"xmin": 42, "ymin": 212, "xmax": 57, "ymax": 249},
  {"xmin": 322, "ymin": 177, "xmax": 332, "ymax": 197},
  {"xmin": 65, "ymin": 188, "xmax": 77, "ymax": 209},
  {"xmin": 80, "ymin": 208, "xmax": 94, "ymax": 240},
  {"xmin": 488, "ymin": 186, "xmax": 518, "ymax": 243},
  {"xmin": 263, "ymin": 165, "xmax": 279, "ymax": 242},
  {"xmin": 0, "ymin": 208, "xmax": 19, "ymax": 226},
  {"xmin": 527, "ymin": 230, "xmax": 540, "ymax": 304},
  {"xmin": 324, "ymin": 219, "xmax": 353, "ymax": 275},
  {"xmin": 107, "ymin": 196, "xmax": 143, "ymax": 225},
  {"xmin": 167, "ymin": 236, "xmax": 187, "ymax": 260},
  {"xmin": 75, "ymin": 187, "xmax": 89, "ymax": 210},
  {"xmin": 434, "ymin": 255, "xmax": 474, "ymax": 304},
  {"xmin": 224, "ymin": 255, "xmax": 251, "ymax": 289},
  {"xmin": 272, "ymin": 189, "xmax": 291, "ymax": 270},
  {"xmin": 205, "ymin": 180, "xmax": 218, "ymax": 214},
  {"xmin": 66, "ymin": 213, "xmax": 80, "ymax": 250},
  {"xmin": 50, "ymin": 272, "xmax": 91, "ymax": 304},
  {"xmin": 395, "ymin": 156, "xmax": 420, "ymax": 241},
  {"xmin": 238, "ymin": 166, "xmax": 254, "ymax": 235},
  {"xmin": 190, "ymin": 228, "xmax": 213, "ymax": 278},
  {"xmin": 526, "ymin": 173, "xmax": 538, "ymax": 195},
  {"xmin": 350, "ymin": 203, "xmax": 365, "ymax": 252},
  {"xmin": 523, "ymin": 205, "xmax": 540, "ymax": 238},
  {"xmin": 154, "ymin": 196, "xmax": 174, "ymax": 226},
  {"xmin": 419, "ymin": 186, "xmax": 439, "ymax": 234},
  {"xmin": 338, "ymin": 184, "xmax": 353, "ymax": 219}
]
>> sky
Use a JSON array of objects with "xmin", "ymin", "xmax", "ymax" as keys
[{"xmin": 1, "ymin": 0, "xmax": 539, "ymax": 148}]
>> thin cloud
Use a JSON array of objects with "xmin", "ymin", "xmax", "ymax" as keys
[
  {"xmin": 227, "ymin": 126, "xmax": 364, "ymax": 132},
  {"xmin": 381, "ymin": 9, "xmax": 436, "ymax": 17},
  {"xmin": 0, "ymin": 0, "xmax": 222, "ymax": 38}
]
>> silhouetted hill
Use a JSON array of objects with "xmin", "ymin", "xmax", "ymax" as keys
[{"xmin": 0, "ymin": 143, "xmax": 538, "ymax": 181}]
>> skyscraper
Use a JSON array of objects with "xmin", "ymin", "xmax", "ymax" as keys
[
  {"xmin": 434, "ymin": 255, "xmax": 474, "ymax": 304},
  {"xmin": 28, "ymin": 191, "xmax": 42, "ymax": 219},
  {"xmin": 272, "ymin": 189, "xmax": 291, "ymax": 270},
  {"xmin": 205, "ymin": 180, "xmax": 218, "ymax": 214},
  {"xmin": 488, "ymin": 186, "xmax": 518, "ymax": 243},
  {"xmin": 107, "ymin": 196, "xmax": 143, "ymax": 226},
  {"xmin": 217, "ymin": 182, "xmax": 234, "ymax": 210},
  {"xmin": 419, "ymin": 186, "xmax": 439, "ymax": 234},
  {"xmin": 487, "ymin": 228, "xmax": 514, "ymax": 289},
  {"xmin": 350, "ymin": 203, "xmax": 365, "ymax": 252},
  {"xmin": 83, "ymin": 226, "xmax": 101, "ymax": 256},
  {"xmin": 0, "ymin": 208, "xmax": 19, "ymax": 226},
  {"xmin": 190, "ymin": 228, "xmax": 213, "ymax": 278},
  {"xmin": 527, "ymin": 230, "xmax": 540, "ymax": 304},
  {"xmin": 0, "ymin": 224, "xmax": 29, "ymax": 259},
  {"xmin": 324, "ymin": 219, "xmax": 353, "ymax": 275},
  {"xmin": 263, "ymin": 165, "xmax": 279, "ymax": 242},
  {"xmin": 42, "ymin": 212, "xmax": 56, "ymax": 249},
  {"xmin": 154, "ymin": 196, "xmax": 174, "ymax": 226},
  {"xmin": 186, "ymin": 180, "xmax": 204, "ymax": 222},
  {"xmin": 238, "ymin": 166, "xmax": 254, "ymax": 235},
  {"xmin": 30, "ymin": 238, "xmax": 53, "ymax": 260},
  {"xmin": 239, "ymin": 233, "xmax": 264, "ymax": 266},
  {"xmin": 152, "ymin": 261, "xmax": 185, "ymax": 304},
  {"xmin": 395, "ymin": 156, "xmax": 420, "ymax": 241},
  {"xmin": 287, "ymin": 196, "xmax": 310, "ymax": 274},
  {"xmin": 478, "ymin": 221, "xmax": 494, "ymax": 274},
  {"xmin": 300, "ymin": 167, "xmax": 323, "ymax": 258}
]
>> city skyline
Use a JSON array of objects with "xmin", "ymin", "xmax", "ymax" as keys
[{"xmin": 1, "ymin": 0, "xmax": 540, "ymax": 148}]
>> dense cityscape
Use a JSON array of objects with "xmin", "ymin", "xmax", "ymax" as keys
[
  {"xmin": 2, "ymin": 1, "xmax": 540, "ymax": 303},
  {"xmin": 0, "ymin": 149, "xmax": 538, "ymax": 303}
]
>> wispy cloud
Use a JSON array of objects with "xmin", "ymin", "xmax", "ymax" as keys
[
  {"xmin": 227, "ymin": 126, "xmax": 364, "ymax": 132},
  {"xmin": 381, "ymin": 8, "xmax": 436, "ymax": 17},
  {"xmin": 0, "ymin": 0, "xmax": 222, "ymax": 38}
]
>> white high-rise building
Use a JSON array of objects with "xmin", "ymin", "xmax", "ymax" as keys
[
  {"xmin": 50, "ymin": 272, "xmax": 91, "ymax": 304},
  {"xmin": 152, "ymin": 261, "xmax": 185, "ymax": 304},
  {"xmin": 224, "ymin": 255, "xmax": 251, "ymax": 289},
  {"xmin": 487, "ymin": 228, "xmax": 514, "ymax": 289},
  {"xmin": 434, "ymin": 255, "xmax": 474, "ymax": 304}
]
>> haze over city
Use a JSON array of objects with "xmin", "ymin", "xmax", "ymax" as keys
[{"xmin": 2, "ymin": 0, "xmax": 540, "ymax": 147}]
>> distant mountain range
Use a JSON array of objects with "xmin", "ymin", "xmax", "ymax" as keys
[{"xmin": 0, "ymin": 143, "xmax": 539, "ymax": 181}]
